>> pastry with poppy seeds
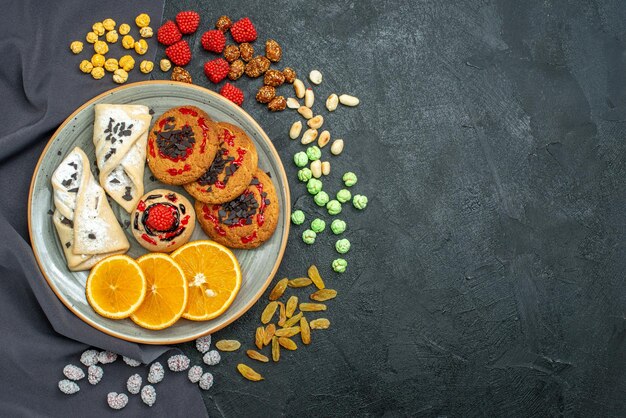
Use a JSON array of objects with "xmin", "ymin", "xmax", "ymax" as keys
[
  {"xmin": 195, "ymin": 169, "xmax": 279, "ymax": 249},
  {"xmin": 184, "ymin": 122, "xmax": 258, "ymax": 204},
  {"xmin": 147, "ymin": 106, "xmax": 219, "ymax": 185}
]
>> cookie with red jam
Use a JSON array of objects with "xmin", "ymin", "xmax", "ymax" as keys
[
  {"xmin": 131, "ymin": 189, "xmax": 195, "ymax": 252},
  {"xmin": 184, "ymin": 122, "xmax": 258, "ymax": 204},
  {"xmin": 195, "ymin": 169, "xmax": 279, "ymax": 249},
  {"xmin": 147, "ymin": 106, "xmax": 219, "ymax": 185}
]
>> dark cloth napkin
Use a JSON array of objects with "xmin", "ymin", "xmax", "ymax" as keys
[{"xmin": 0, "ymin": 1, "xmax": 206, "ymax": 415}]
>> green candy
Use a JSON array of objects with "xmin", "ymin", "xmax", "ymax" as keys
[
  {"xmin": 342, "ymin": 172, "xmax": 357, "ymax": 187},
  {"xmin": 306, "ymin": 178, "xmax": 323, "ymax": 195},
  {"xmin": 326, "ymin": 199, "xmax": 342, "ymax": 215},
  {"xmin": 332, "ymin": 258, "xmax": 347, "ymax": 273},
  {"xmin": 314, "ymin": 191, "xmax": 330, "ymax": 206},
  {"xmin": 291, "ymin": 210, "xmax": 305, "ymax": 225},
  {"xmin": 352, "ymin": 194, "xmax": 368, "ymax": 210},
  {"xmin": 336, "ymin": 189, "xmax": 351, "ymax": 203},
  {"xmin": 330, "ymin": 219, "xmax": 346, "ymax": 235},
  {"xmin": 335, "ymin": 238, "xmax": 351, "ymax": 254},
  {"xmin": 294, "ymin": 151, "xmax": 309, "ymax": 167},
  {"xmin": 302, "ymin": 229, "xmax": 317, "ymax": 245},
  {"xmin": 297, "ymin": 168, "xmax": 312, "ymax": 182},
  {"xmin": 306, "ymin": 146, "xmax": 321, "ymax": 161},
  {"xmin": 311, "ymin": 218, "xmax": 326, "ymax": 233}
]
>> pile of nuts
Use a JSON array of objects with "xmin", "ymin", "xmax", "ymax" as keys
[{"xmin": 69, "ymin": 14, "xmax": 155, "ymax": 83}]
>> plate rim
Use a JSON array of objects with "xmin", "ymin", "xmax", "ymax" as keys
[{"xmin": 27, "ymin": 80, "xmax": 291, "ymax": 345}]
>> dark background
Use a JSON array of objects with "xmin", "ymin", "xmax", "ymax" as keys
[{"xmin": 154, "ymin": 0, "xmax": 626, "ymax": 416}]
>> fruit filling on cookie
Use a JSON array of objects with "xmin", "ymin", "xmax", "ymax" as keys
[
  {"xmin": 196, "ymin": 129, "xmax": 247, "ymax": 192},
  {"xmin": 134, "ymin": 193, "xmax": 190, "ymax": 246}
]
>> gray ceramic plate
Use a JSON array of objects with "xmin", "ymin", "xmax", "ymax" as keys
[{"xmin": 28, "ymin": 81, "xmax": 290, "ymax": 344}]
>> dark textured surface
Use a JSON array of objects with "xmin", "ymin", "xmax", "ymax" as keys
[{"xmin": 157, "ymin": 1, "xmax": 626, "ymax": 416}]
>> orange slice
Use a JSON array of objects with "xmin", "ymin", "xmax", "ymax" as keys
[
  {"xmin": 171, "ymin": 240, "xmax": 242, "ymax": 321},
  {"xmin": 86, "ymin": 255, "xmax": 147, "ymax": 319},
  {"xmin": 130, "ymin": 253, "xmax": 188, "ymax": 330}
]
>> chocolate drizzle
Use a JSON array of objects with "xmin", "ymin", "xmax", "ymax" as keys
[
  {"xmin": 217, "ymin": 191, "xmax": 259, "ymax": 226},
  {"xmin": 155, "ymin": 117, "xmax": 195, "ymax": 160},
  {"xmin": 196, "ymin": 147, "xmax": 239, "ymax": 191}
]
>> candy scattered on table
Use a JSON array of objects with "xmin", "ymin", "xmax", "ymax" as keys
[
  {"xmin": 58, "ymin": 379, "xmax": 80, "ymax": 395},
  {"xmin": 198, "ymin": 372, "xmax": 214, "ymax": 390},
  {"xmin": 122, "ymin": 356, "xmax": 141, "ymax": 367},
  {"xmin": 107, "ymin": 392, "xmax": 129, "ymax": 410},
  {"xmin": 195, "ymin": 335, "xmax": 212, "ymax": 353},
  {"xmin": 80, "ymin": 349, "xmax": 99, "ymax": 367},
  {"xmin": 98, "ymin": 351, "xmax": 118, "ymax": 364},
  {"xmin": 188, "ymin": 365, "xmax": 203, "ymax": 383},
  {"xmin": 148, "ymin": 362, "xmax": 164, "ymax": 384},
  {"xmin": 126, "ymin": 373, "xmax": 142, "ymax": 394},
  {"xmin": 141, "ymin": 385, "xmax": 157, "ymax": 407},
  {"xmin": 203, "ymin": 350, "xmax": 221, "ymax": 366},
  {"xmin": 87, "ymin": 365, "xmax": 103, "ymax": 385},
  {"xmin": 167, "ymin": 354, "xmax": 190, "ymax": 372},
  {"xmin": 63, "ymin": 364, "xmax": 85, "ymax": 381}
]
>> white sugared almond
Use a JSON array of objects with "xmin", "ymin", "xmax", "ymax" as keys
[
  {"xmin": 305, "ymin": 88, "xmax": 314, "ymax": 108},
  {"xmin": 301, "ymin": 129, "xmax": 318, "ymax": 145},
  {"xmin": 289, "ymin": 121, "xmax": 302, "ymax": 139},
  {"xmin": 330, "ymin": 139, "xmax": 344, "ymax": 155},
  {"xmin": 309, "ymin": 70, "xmax": 322, "ymax": 85},
  {"xmin": 310, "ymin": 160, "xmax": 322, "ymax": 178},
  {"xmin": 286, "ymin": 98, "xmax": 300, "ymax": 109},
  {"xmin": 294, "ymin": 79, "xmax": 305, "ymax": 99},
  {"xmin": 339, "ymin": 94, "xmax": 359, "ymax": 106}
]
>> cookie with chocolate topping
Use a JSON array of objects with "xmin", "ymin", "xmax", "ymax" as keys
[
  {"xmin": 131, "ymin": 189, "xmax": 195, "ymax": 252},
  {"xmin": 147, "ymin": 106, "xmax": 219, "ymax": 185},
  {"xmin": 183, "ymin": 122, "xmax": 258, "ymax": 204},
  {"xmin": 195, "ymin": 170, "xmax": 279, "ymax": 249}
]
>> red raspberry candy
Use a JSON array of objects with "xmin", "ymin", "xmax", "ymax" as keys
[
  {"xmin": 176, "ymin": 11, "xmax": 200, "ymax": 34},
  {"xmin": 230, "ymin": 17, "xmax": 257, "ymax": 43},
  {"xmin": 201, "ymin": 30, "xmax": 226, "ymax": 53},
  {"xmin": 146, "ymin": 204, "xmax": 176, "ymax": 231},
  {"xmin": 166, "ymin": 40, "xmax": 192, "ymax": 66},
  {"xmin": 220, "ymin": 83, "xmax": 244, "ymax": 106},
  {"xmin": 204, "ymin": 58, "xmax": 229, "ymax": 83},
  {"xmin": 157, "ymin": 20, "xmax": 182, "ymax": 46}
]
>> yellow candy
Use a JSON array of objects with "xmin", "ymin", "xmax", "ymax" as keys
[
  {"xmin": 140, "ymin": 60, "xmax": 154, "ymax": 74},
  {"xmin": 113, "ymin": 69, "xmax": 129, "ymax": 84},
  {"xmin": 85, "ymin": 32, "xmax": 98, "ymax": 44},
  {"xmin": 79, "ymin": 60, "xmax": 93, "ymax": 73},
  {"xmin": 102, "ymin": 18, "xmax": 116, "ymax": 31},
  {"xmin": 91, "ymin": 67, "xmax": 105, "ymax": 79},
  {"xmin": 122, "ymin": 35, "xmax": 135, "ymax": 49},
  {"xmin": 134, "ymin": 39, "xmax": 148, "ymax": 55},
  {"xmin": 104, "ymin": 58, "xmax": 119, "ymax": 72},
  {"xmin": 118, "ymin": 23, "xmax": 131, "ymax": 35},
  {"xmin": 92, "ymin": 22, "xmax": 105, "ymax": 36},
  {"xmin": 91, "ymin": 54, "xmax": 105, "ymax": 67},
  {"xmin": 160, "ymin": 59, "xmax": 171, "ymax": 72},
  {"xmin": 105, "ymin": 30, "xmax": 118, "ymax": 43},
  {"xmin": 70, "ymin": 41, "xmax": 83, "ymax": 54},
  {"xmin": 139, "ymin": 27, "xmax": 153, "ymax": 38},
  {"xmin": 135, "ymin": 13, "xmax": 150, "ymax": 28},
  {"xmin": 93, "ymin": 40, "xmax": 108, "ymax": 55},
  {"xmin": 119, "ymin": 55, "xmax": 135, "ymax": 71}
]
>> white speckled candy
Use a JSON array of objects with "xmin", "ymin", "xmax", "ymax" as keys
[
  {"xmin": 63, "ymin": 364, "xmax": 85, "ymax": 381},
  {"xmin": 58, "ymin": 379, "xmax": 80, "ymax": 395},
  {"xmin": 107, "ymin": 392, "xmax": 128, "ymax": 410},
  {"xmin": 141, "ymin": 385, "xmax": 156, "ymax": 407},
  {"xmin": 148, "ymin": 362, "xmax": 164, "ymax": 384}
]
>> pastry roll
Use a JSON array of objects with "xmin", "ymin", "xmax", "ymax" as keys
[
  {"xmin": 92, "ymin": 104, "xmax": 152, "ymax": 212},
  {"xmin": 51, "ymin": 147, "xmax": 130, "ymax": 271}
]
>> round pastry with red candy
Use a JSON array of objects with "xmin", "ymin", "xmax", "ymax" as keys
[
  {"xmin": 195, "ymin": 169, "xmax": 279, "ymax": 249},
  {"xmin": 131, "ymin": 189, "xmax": 195, "ymax": 252},
  {"xmin": 147, "ymin": 106, "xmax": 219, "ymax": 185},
  {"xmin": 184, "ymin": 121, "xmax": 258, "ymax": 204}
]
